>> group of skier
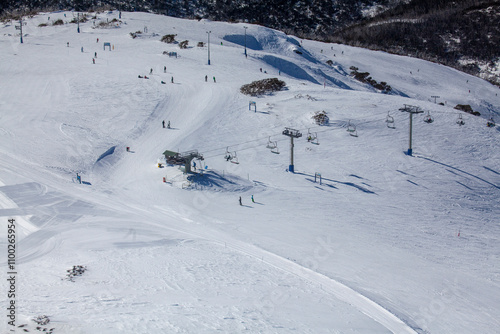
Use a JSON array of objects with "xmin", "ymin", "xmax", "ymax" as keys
[{"xmin": 239, "ymin": 195, "xmax": 255, "ymax": 206}]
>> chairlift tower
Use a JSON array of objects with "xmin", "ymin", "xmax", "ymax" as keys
[
  {"xmin": 431, "ymin": 95, "xmax": 440, "ymax": 104},
  {"xmin": 282, "ymin": 128, "xmax": 302, "ymax": 173},
  {"xmin": 399, "ymin": 104, "xmax": 423, "ymax": 156}
]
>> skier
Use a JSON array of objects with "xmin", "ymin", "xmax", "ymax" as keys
[
  {"xmin": 167, "ymin": 121, "xmax": 171, "ymax": 129},
  {"xmin": 92, "ymin": 58, "xmax": 95, "ymax": 64},
  {"xmin": 213, "ymin": 76, "xmax": 216, "ymax": 83},
  {"xmin": 81, "ymin": 47, "xmax": 83, "ymax": 52},
  {"xmin": 162, "ymin": 120, "xmax": 165, "ymax": 128},
  {"xmin": 205, "ymin": 75, "xmax": 208, "ymax": 82},
  {"xmin": 97, "ymin": 38, "xmax": 99, "ymax": 43},
  {"xmin": 76, "ymin": 173, "xmax": 81, "ymax": 184},
  {"xmin": 67, "ymin": 42, "xmax": 69, "ymax": 47},
  {"xmin": 251, "ymin": 195, "xmax": 254, "ymax": 203},
  {"xmin": 164, "ymin": 66, "xmax": 166, "ymax": 73},
  {"xmin": 239, "ymin": 196, "xmax": 242, "ymax": 206},
  {"xmin": 95, "ymin": 52, "xmax": 97, "ymax": 58},
  {"xmin": 171, "ymin": 77, "xmax": 174, "ymax": 83},
  {"xmin": 150, "ymin": 68, "xmax": 153, "ymax": 75}
]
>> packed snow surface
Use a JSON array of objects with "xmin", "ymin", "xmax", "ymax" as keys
[{"xmin": 1, "ymin": 11, "xmax": 499, "ymax": 334}]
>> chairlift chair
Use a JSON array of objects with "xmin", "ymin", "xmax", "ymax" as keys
[
  {"xmin": 271, "ymin": 142, "xmax": 280, "ymax": 154},
  {"xmin": 386, "ymin": 112, "xmax": 395, "ymax": 128},
  {"xmin": 224, "ymin": 147, "xmax": 233, "ymax": 161},
  {"xmin": 230, "ymin": 151, "xmax": 239, "ymax": 164},
  {"xmin": 456, "ymin": 114, "xmax": 465, "ymax": 126},
  {"xmin": 487, "ymin": 118, "xmax": 495, "ymax": 127},
  {"xmin": 306, "ymin": 129, "xmax": 317, "ymax": 143},
  {"xmin": 266, "ymin": 136, "xmax": 277, "ymax": 149},
  {"xmin": 311, "ymin": 133, "xmax": 319, "ymax": 145},
  {"xmin": 424, "ymin": 111, "xmax": 434, "ymax": 124},
  {"xmin": 347, "ymin": 120, "xmax": 358, "ymax": 137}
]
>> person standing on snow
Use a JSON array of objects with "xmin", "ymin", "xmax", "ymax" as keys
[
  {"xmin": 162, "ymin": 120, "xmax": 165, "ymax": 128},
  {"xmin": 251, "ymin": 195, "xmax": 254, "ymax": 203},
  {"xmin": 239, "ymin": 196, "xmax": 242, "ymax": 206},
  {"xmin": 213, "ymin": 76, "xmax": 216, "ymax": 83},
  {"xmin": 205, "ymin": 75, "xmax": 208, "ymax": 82}
]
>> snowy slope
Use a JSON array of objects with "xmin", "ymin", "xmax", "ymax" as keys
[{"xmin": 0, "ymin": 11, "xmax": 499, "ymax": 334}]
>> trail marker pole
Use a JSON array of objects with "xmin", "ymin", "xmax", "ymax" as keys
[
  {"xmin": 282, "ymin": 128, "xmax": 302, "ymax": 173},
  {"xmin": 207, "ymin": 31, "xmax": 211, "ymax": 65},
  {"xmin": 15, "ymin": 18, "xmax": 25, "ymax": 43},
  {"xmin": 399, "ymin": 104, "xmax": 423, "ymax": 156},
  {"xmin": 244, "ymin": 26, "xmax": 248, "ymax": 57}
]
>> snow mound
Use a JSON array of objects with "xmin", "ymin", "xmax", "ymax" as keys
[{"xmin": 223, "ymin": 34, "xmax": 262, "ymax": 50}]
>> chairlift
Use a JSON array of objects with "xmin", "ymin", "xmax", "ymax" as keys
[
  {"xmin": 271, "ymin": 142, "xmax": 280, "ymax": 154},
  {"xmin": 230, "ymin": 151, "xmax": 239, "ymax": 164},
  {"xmin": 347, "ymin": 120, "xmax": 358, "ymax": 137},
  {"xmin": 224, "ymin": 147, "xmax": 233, "ymax": 161},
  {"xmin": 487, "ymin": 118, "xmax": 496, "ymax": 127},
  {"xmin": 306, "ymin": 129, "xmax": 317, "ymax": 142},
  {"xmin": 456, "ymin": 114, "xmax": 465, "ymax": 126},
  {"xmin": 266, "ymin": 136, "xmax": 277, "ymax": 149},
  {"xmin": 423, "ymin": 111, "xmax": 434, "ymax": 124},
  {"xmin": 311, "ymin": 133, "xmax": 319, "ymax": 145},
  {"xmin": 386, "ymin": 112, "xmax": 395, "ymax": 129}
]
